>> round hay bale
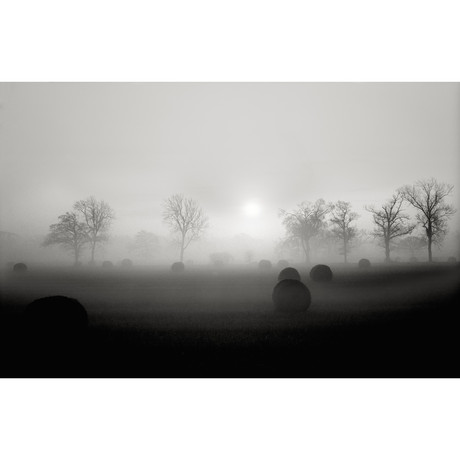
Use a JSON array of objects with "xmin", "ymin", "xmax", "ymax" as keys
[
  {"xmin": 121, "ymin": 258, "xmax": 133, "ymax": 268},
  {"xmin": 13, "ymin": 262, "xmax": 27, "ymax": 272},
  {"xmin": 358, "ymin": 258, "xmax": 371, "ymax": 269},
  {"xmin": 310, "ymin": 264, "xmax": 333, "ymax": 282},
  {"xmin": 409, "ymin": 257, "xmax": 419, "ymax": 263},
  {"xmin": 276, "ymin": 259, "xmax": 289, "ymax": 269},
  {"xmin": 272, "ymin": 279, "xmax": 311, "ymax": 313},
  {"xmin": 448, "ymin": 256, "xmax": 457, "ymax": 263},
  {"xmin": 24, "ymin": 296, "xmax": 88, "ymax": 338},
  {"xmin": 258, "ymin": 259, "xmax": 272, "ymax": 271},
  {"xmin": 278, "ymin": 267, "xmax": 301, "ymax": 282},
  {"xmin": 102, "ymin": 260, "xmax": 114, "ymax": 268},
  {"xmin": 171, "ymin": 261, "xmax": 185, "ymax": 273}
]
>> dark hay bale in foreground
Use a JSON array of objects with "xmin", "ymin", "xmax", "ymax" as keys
[
  {"xmin": 310, "ymin": 264, "xmax": 333, "ymax": 282},
  {"xmin": 24, "ymin": 296, "xmax": 88, "ymax": 339},
  {"xmin": 171, "ymin": 261, "xmax": 185, "ymax": 273},
  {"xmin": 358, "ymin": 258, "xmax": 371, "ymax": 269},
  {"xmin": 121, "ymin": 258, "xmax": 133, "ymax": 268},
  {"xmin": 102, "ymin": 260, "xmax": 114, "ymax": 268},
  {"xmin": 448, "ymin": 256, "xmax": 457, "ymax": 263},
  {"xmin": 272, "ymin": 279, "xmax": 311, "ymax": 313},
  {"xmin": 258, "ymin": 259, "xmax": 272, "ymax": 271},
  {"xmin": 13, "ymin": 262, "xmax": 27, "ymax": 272},
  {"xmin": 278, "ymin": 267, "xmax": 301, "ymax": 281},
  {"xmin": 276, "ymin": 259, "xmax": 289, "ymax": 269}
]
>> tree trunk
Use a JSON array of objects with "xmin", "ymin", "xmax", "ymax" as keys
[
  {"xmin": 343, "ymin": 238, "xmax": 348, "ymax": 264},
  {"xmin": 385, "ymin": 238, "xmax": 391, "ymax": 263},
  {"xmin": 74, "ymin": 247, "xmax": 79, "ymax": 266},
  {"xmin": 180, "ymin": 234, "xmax": 185, "ymax": 262},
  {"xmin": 304, "ymin": 239, "xmax": 311, "ymax": 265},
  {"xmin": 427, "ymin": 237, "xmax": 433, "ymax": 262},
  {"xmin": 90, "ymin": 240, "xmax": 96, "ymax": 264}
]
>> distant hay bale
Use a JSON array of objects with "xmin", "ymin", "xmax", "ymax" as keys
[
  {"xmin": 358, "ymin": 258, "xmax": 371, "ymax": 269},
  {"xmin": 121, "ymin": 258, "xmax": 133, "ymax": 268},
  {"xmin": 310, "ymin": 264, "xmax": 333, "ymax": 282},
  {"xmin": 102, "ymin": 260, "xmax": 114, "ymax": 268},
  {"xmin": 409, "ymin": 257, "xmax": 419, "ymax": 263},
  {"xmin": 13, "ymin": 262, "xmax": 27, "ymax": 272},
  {"xmin": 24, "ymin": 296, "xmax": 88, "ymax": 339},
  {"xmin": 171, "ymin": 261, "xmax": 185, "ymax": 273},
  {"xmin": 278, "ymin": 267, "xmax": 301, "ymax": 282},
  {"xmin": 277, "ymin": 259, "xmax": 289, "ymax": 269},
  {"xmin": 448, "ymin": 256, "xmax": 457, "ymax": 263},
  {"xmin": 258, "ymin": 259, "xmax": 272, "ymax": 271},
  {"xmin": 272, "ymin": 279, "xmax": 311, "ymax": 313}
]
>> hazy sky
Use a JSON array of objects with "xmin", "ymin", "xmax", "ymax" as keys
[{"xmin": 1, "ymin": 83, "xmax": 459, "ymax": 240}]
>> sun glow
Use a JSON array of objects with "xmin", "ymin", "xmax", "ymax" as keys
[{"xmin": 243, "ymin": 201, "xmax": 261, "ymax": 216}]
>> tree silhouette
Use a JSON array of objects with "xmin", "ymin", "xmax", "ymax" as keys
[
  {"xmin": 401, "ymin": 178, "xmax": 455, "ymax": 262},
  {"xmin": 330, "ymin": 201, "xmax": 359, "ymax": 263},
  {"xmin": 132, "ymin": 230, "xmax": 159, "ymax": 260},
  {"xmin": 43, "ymin": 212, "xmax": 90, "ymax": 265},
  {"xmin": 74, "ymin": 196, "xmax": 115, "ymax": 265},
  {"xmin": 396, "ymin": 235, "xmax": 428, "ymax": 258},
  {"xmin": 279, "ymin": 199, "xmax": 332, "ymax": 264},
  {"xmin": 162, "ymin": 194, "xmax": 208, "ymax": 262},
  {"xmin": 366, "ymin": 192, "xmax": 415, "ymax": 263}
]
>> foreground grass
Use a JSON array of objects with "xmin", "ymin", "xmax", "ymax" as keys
[{"xmin": 1, "ymin": 263, "xmax": 459, "ymax": 377}]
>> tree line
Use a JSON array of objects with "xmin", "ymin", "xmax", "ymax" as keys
[
  {"xmin": 280, "ymin": 178, "xmax": 455, "ymax": 264},
  {"xmin": 43, "ymin": 196, "xmax": 115, "ymax": 265},
  {"xmin": 43, "ymin": 179, "xmax": 455, "ymax": 265},
  {"xmin": 43, "ymin": 194, "xmax": 207, "ymax": 265}
]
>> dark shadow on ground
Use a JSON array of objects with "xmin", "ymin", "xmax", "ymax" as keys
[{"xmin": 1, "ymin": 264, "xmax": 459, "ymax": 377}]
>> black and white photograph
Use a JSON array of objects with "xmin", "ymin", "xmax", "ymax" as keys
[
  {"xmin": 1, "ymin": 2, "xmax": 460, "ymax": 459},
  {"xmin": 1, "ymin": 82, "xmax": 458, "ymax": 378}
]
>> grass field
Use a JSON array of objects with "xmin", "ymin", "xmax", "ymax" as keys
[{"xmin": 1, "ymin": 262, "xmax": 459, "ymax": 377}]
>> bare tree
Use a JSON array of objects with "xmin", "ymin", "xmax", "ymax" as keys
[
  {"xmin": 330, "ymin": 201, "xmax": 359, "ymax": 263},
  {"xmin": 401, "ymin": 178, "xmax": 456, "ymax": 262},
  {"xmin": 74, "ymin": 196, "xmax": 115, "ymax": 264},
  {"xmin": 396, "ymin": 235, "xmax": 428, "ymax": 258},
  {"xmin": 366, "ymin": 192, "xmax": 415, "ymax": 263},
  {"xmin": 274, "ymin": 236, "xmax": 302, "ymax": 262},
  {"xmin": 279, "ymin": 199, "xmax": 333, "ymax": 264},
  {"xmin": 43, "ymin": 212, "xmax": 89, "ymax": 265},
  {"xmin": 131, "ymin": 230, "xmax": 159, "ymax": 260},
  {"xmin": 162, "ymin": 194, "xmax": 208, "ymax": 262}
]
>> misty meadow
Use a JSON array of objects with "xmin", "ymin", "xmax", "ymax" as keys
[{"xmin": 0, "ymin": 83, "xmax": 459, "ymax": 377}]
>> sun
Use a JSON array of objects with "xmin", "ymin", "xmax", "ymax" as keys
[{"xmin": 243, "ymin": 201, "xmax": 261, "ymax": 216}]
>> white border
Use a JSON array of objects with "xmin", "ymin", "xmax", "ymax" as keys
[{"xmin": 1, "ymin": 1, "xmax": 459, "ymax": 459}]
